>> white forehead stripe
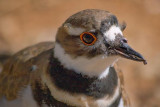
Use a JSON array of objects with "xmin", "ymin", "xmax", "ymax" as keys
[
  {"xmin": 67, "ymin": 27, "xmax": 85, "ymax": 35},
  {"xmin": 64, "ymin": 23, "xmax": 85, "ymax": 35},
  {"xmin": 104, "ymin": 25, "xmax": 123, "ymax": 41}
]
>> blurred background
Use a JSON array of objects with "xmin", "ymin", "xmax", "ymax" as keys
[{"xmin": 0, "ymin": 0, "xmax": 160, "ymax": 106}]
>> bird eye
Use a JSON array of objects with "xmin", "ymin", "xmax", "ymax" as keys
[{"xmin": 80, "ymin": 32, "xmax": 97, "ymax": 45}]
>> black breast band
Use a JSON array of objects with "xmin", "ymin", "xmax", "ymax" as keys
[{"xmin": 49, "ymin": 53, "xmax": 118, "ymax": 99}]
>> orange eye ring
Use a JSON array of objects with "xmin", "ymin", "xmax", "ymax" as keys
[{"xmin": 80, "ymin": 32, "xmax": 97, "ymax": 46}]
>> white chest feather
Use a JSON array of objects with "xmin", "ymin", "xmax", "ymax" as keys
[
  {"xmin": 118, "ymin": 98, "xmax": 124, "ymax": 107},
  {"xmin": 96, "ymin": 86, "xmax": 120, "ymax": 107}
]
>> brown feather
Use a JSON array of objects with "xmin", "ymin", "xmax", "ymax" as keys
[
  {"xmin": 114, "ymin": 64, "xmax": 130, "ymax": 107},
  {"xmin": 0, "ymin": 42, "xmax": 54, "ymax": 100}
]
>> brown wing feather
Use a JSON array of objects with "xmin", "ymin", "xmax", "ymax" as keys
[
  {"xmin": 114, "ymin": 64, "xmax": 131, "ymax": 107},
  {"xmin": 0, "ymin": 42, "xmax": 54, "ymax": 100}
]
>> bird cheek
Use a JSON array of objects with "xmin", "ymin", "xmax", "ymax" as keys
[{"xmin": 99, "ymin": 43, "xmax": 109, "ymax": 55}]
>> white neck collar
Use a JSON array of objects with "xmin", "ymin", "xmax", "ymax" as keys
[{"xmin": 54, "ymin": 42, "xmax": 118, "ymax": 78}]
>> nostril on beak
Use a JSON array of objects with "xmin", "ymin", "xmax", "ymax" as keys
[{"xmin": 122, "ymin": 38, "xmax": 128, "ymax": 43}]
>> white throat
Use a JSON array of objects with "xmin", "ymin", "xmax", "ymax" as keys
[{"xmin": 54, "ymin": 43, "xmax": 118, "ymax": 78}]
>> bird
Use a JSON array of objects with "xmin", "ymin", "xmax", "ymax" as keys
[{"xmin": 0, "ymin": 9, "xmax": 147, "ymax": 107}]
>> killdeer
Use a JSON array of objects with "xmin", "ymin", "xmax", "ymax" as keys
[{"xmin": 0, "ymin": 9, "xmax": 147, "ymax": 107}]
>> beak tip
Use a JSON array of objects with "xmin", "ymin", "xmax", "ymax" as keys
[{"xmin": 143, "ymin": 60, "xmax": 147, "ymax": 65}]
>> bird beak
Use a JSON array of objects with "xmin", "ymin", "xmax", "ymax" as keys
[{"xmin": 113, "ymin": 39, "xmax": 147, "ymax": 65}]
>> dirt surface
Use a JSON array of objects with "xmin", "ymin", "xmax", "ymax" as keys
[{"xmin": 0, "ymin": 0, "xmax": 160, "ymax": 107}]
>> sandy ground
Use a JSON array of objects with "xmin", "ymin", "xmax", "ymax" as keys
[{"xmin": 0, "ymin": 0, "xmax": 160, "ymax": 107}]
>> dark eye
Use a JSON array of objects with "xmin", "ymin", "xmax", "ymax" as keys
[{"xmin": 80, "ymin": 32, "xmax": 97, "ymax": 45}]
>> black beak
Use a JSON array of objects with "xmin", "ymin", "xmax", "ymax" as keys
[{"xmin": 113, "ymin": 39, "xmax": 147, "ymax": 65}]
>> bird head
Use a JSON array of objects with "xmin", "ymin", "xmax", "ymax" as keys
[{"xmin": 54, "ymin": 9, "xmax": 147, "ymax": 77}]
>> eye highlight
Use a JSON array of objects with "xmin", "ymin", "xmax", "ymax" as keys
[{"xmin": 80, "ymin": 32, "xmax": 97, "ymax": 46}]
